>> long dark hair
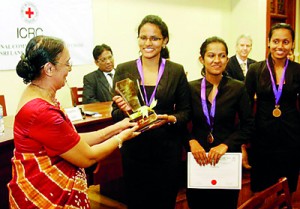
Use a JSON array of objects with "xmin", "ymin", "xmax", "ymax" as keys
[
  {"xmin": 199, "ymin": 36, "xmax": 228, "ymax": 76},
  {"xmin": 138, "ymin": 15, "xmax": 169, "ymax": 59},
  {"xmin": 268, "ymin": 23, "xmax": 295, "ymax": 42},
  {"xmin": 267, "ymin": 23, "xmax": 295, "ymax": 65}
]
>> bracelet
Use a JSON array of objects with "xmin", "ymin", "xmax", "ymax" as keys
[{"xmin": 114, "ymin": 135, "xmax": 123, "ymax": 148}]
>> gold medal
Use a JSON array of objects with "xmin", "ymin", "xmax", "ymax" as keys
[
  {"xmin": 272, "ymin": 105, "xmax": 281, "ymax": 117},
  {"xmin": 207, "ymin": 133, "xmax": 214, "ymax": 143}
]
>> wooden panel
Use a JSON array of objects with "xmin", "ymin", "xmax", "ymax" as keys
[
  {"xmin": 292, "ymin": 173, "xmax": 300, "ymax": 204},
  {"xmin": 238, "ymin": 177, "xmax": 292, "ymax": 209},
  {"xmin": 238, "ymin": 172, "xmax": 253, "ymax": 206},
  {"xmin": 237, "ymin": 171, "xmax": 300, "ymax": 208},
  {"xmin": 70, "ymin": 87, "xmax": 84, "ymax": 106}
]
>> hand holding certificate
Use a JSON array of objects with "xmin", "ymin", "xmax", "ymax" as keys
[{"xmin": 187, "ymin": 152, "xmax": 242, "ymax": 189}]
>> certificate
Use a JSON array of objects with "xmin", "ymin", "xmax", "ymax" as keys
[{"xmin": 187, "ymin": 152, "xmax": 242, "ymax": 190}]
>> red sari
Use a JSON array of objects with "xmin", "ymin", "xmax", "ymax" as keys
[{"xmin": 8, "ymin": 99, "xmax": 90, "ymax": 208}]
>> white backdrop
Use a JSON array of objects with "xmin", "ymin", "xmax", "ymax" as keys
[{"xmin": 0, "ymin": 0, "xmax": 94, "ymax": 70}]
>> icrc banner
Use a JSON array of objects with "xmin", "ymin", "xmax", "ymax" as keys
[{"xmin": 0, "ymin": 0, "xmax": 94, "ymax": 70}]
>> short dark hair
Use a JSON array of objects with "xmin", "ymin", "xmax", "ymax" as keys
[
  {"xmin": 16, "ymin": 35, "xmax": 65, "ymax": 84},
  {"xmin": 93, "ymin": 44, "xmax": 113, "ymax": 60}
]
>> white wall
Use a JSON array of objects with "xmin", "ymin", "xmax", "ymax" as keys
[
  {"xmin": 0, "ymin": 0, "xmax": 268, "ymax": 115},
  {"xmin": 229, "ymin": 0, "xmax": 266, "ymax": 59}
]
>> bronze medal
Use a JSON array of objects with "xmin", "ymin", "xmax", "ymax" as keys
[
  {"xmin": 207, "ymin": 133, "xmax": 214, "ymax": 143},
  {"xmin": 272, "ymin": 106, "xmax": 281, "ymax": 117}
]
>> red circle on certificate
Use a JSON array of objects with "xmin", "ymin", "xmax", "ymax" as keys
[{"xmin": 211, "ymin": 180, "xmax": 217, "ymax": 185}]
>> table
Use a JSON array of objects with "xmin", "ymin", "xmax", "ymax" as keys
[
  {"xmin": 0, "ymin": 102, "xmax": 122, "ymax": 208},
  {"xmin": 74, "ymin": 101, "xmax": 114, "ymax": 132}
]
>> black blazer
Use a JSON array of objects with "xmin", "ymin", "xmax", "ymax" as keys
[
  {"xmin": 189, "ymin": 76, "xmax": 254, "ymax": 152},
  {"xmin": 82, "ymin": 69, "xmax": 112, "ymax": 104},
  {"xmin": 225, "ymin": 55, "xmax": 256, "ymax": 81},
  {"xmin": 245, "ymin": 60, "xmax": 300, "ymax": 153},
  {"xmin": 111, "ymin": 58, "xmax": 191, "ymax": 168},
  {"xmin": 111, "ymin": 59, "xmax": 191, "ymax": 125}
]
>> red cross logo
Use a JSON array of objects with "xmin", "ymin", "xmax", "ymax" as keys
[{"xmin": 25, "ymin": 7, "xmax": 34, "ymax": 18}]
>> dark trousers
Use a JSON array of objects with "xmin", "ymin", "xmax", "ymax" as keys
[{"xmin": 186, "ymin": 188, "xmax": 240, "ymax": 209}]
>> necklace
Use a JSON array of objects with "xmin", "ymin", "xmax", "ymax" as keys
[{"xmin": 30, "ymin": 83, "xmax": 59, "ymax": 107}]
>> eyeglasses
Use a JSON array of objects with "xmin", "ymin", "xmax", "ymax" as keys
[
  {"xmin": 56, "ymin": 60, "xmax": 72, "ymax": 70},
  {"xmin": 138, "ymin": 36, "xmax": 163, "ymax": 42},
  {"xmin": 97, "ymin": 56, "xmax": 114, "ymax": 63}
]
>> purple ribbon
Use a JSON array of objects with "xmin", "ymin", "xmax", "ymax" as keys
[
  {"xmin": 201, "ymin": 78, "xmax": 218, "ymax": 131},
  {"xmin": 266, "ymin": 58, "xmax": 288, "ymax": 105},
  {"xmin": 136, "ymin": 58, "xmax": 166, "ymax": 106}
]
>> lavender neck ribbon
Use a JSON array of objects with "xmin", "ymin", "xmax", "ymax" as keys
[
  {"xmin": 266, "ymin": 58, "xmax": 288, "ymax": 105},
  {"xmin": 136, "ymin": 58, "xmax": 166, "ymax": 106},
  {"xmin": 201, "ymin": 78, "xmax": 218, "ymax": 131}
]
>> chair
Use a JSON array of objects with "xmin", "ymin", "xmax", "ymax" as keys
[
  {"xmin": 70, "ymin": 87, "xmax": 83, "ymax": 106},
  {"xmin": 0, "ymin": 95, "xmax": 7, "ymax": 116},
  {"xmin": 238, "ymin": 177, "xmax": 293, "ymax": 209}
]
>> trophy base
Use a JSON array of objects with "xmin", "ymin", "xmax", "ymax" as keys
[{"xmin": 130, "ymin": 111, "xmax": 160, "ymax": 132}]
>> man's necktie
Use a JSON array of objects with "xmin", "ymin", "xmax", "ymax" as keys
[
  {"xmin": 107, "ymin": 73, "xmax": 113, "ymax": 78},
  {"xmin": 240, "ymin": 63, "xmax": 247, "ymax": 76},
  {"xmin": 107, "ymin": 73, "xmax": 113, "ymax": 88}
]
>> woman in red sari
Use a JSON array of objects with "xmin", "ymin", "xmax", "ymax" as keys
[{"xmin": 8, "ymin": 35, "xmax": 140, "ymax": 208}]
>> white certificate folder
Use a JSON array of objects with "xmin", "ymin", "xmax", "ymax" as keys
[{"xmin": 187, "ymin": 152, "xmax": 242, "ymax": 190}]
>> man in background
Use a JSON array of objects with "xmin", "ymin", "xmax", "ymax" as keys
[
  {"xmin": 226, "ymin": 35, "xmax": 256, "ymax": 171},
  {"xmin": 225, "ymin": 34, "xmax": 256, "ymax": 81},
  {"xmin": 83, "ymin": 44, "xmax": 115, "ymax": 104}
]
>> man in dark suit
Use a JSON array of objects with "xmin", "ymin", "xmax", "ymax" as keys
[
  {"xmin": 225, "ymin": 34, "xmax": 256, "ymax": 81},
  {"xmin": 83, "ymin": 44, "xmax": 115, "ymax": 104},
  {"xmin": 226, "ymin": 35, "xmax": 256, "ymax": 171}
]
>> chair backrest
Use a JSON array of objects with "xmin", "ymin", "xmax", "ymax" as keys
[
  {"xmin": 238, "ymin": 177, "xmax": 292, "ymax": 209},
  {"xmin": 70, "ymin": 87, "xmax": 84, "ymax": 106},
  {"xmin": 0, "ymin": 95, "xmax": 7, "ymax": 116}
]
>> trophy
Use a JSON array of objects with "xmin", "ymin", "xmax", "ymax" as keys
[{"xmin": 115, "ymin": 78, "xmax": 160, "ymax": 132}]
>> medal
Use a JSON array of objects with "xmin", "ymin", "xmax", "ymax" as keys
[
  {"xmin": 201, "ymin": 79, "xmax": 218, "ymax": 144},
  {"xmin": 272, "ymin": 105, "xmax": 281, "ymax": 117},
  {"xmin": 207, "ymin": 132, "xmax": 214, "ymax": 143},
  {"xmin": 266, "ymin": 58, "xmax": 288, "ymax": 119}
]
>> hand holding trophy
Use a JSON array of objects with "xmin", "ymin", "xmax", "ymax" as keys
[{"xmin": 115, "ymin": 78, "xmax": 161, "ymax": 132}]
